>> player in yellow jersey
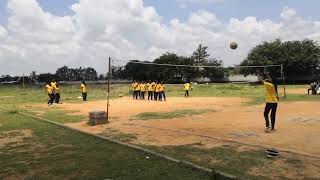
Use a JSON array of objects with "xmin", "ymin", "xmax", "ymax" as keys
[
  {"xmin": 54, "ymin": 81, "xmax": 61, "ymax": 104},
  {"xmin": 257, "ymin": 72, "xmax": 279, "ymax": 133},
  {"xmin": 140, "ymin": 81, "xmax": 146, "ymax": 100},
  {"xmin": 45, "ymin": 82, "xmax": 54, "ymax": 106},
  {"xmin": 146, "ymin": 80, "xmax": 154, "ymax": 100},
  {"xmin": 184, "ymin": 82, "xmax": 191, "ymax": 97},
  {"xmin": 136, "ymin": 81, "xmax": 141, "ymax": 99},
  {"xmin": 51, "ymin": 79, "xmax": 57, "ymax": 102},
  {"xmin": 159, "ymin": 82, "xmax": 166, "ymax": 101},
  {"xmin": 132, "ymin": 81, "xmax": 137, "ymax": 99},
  {"xmin": 151, "ymin": 81, "xmax": 157, "ymax": 100},
  {"xmin": 154, "ymin": 82, "xmax": 160, "ymax": 101},
  {"xmin": 80, "ymin": 80, "xmax": 88, "ymax": 101}
]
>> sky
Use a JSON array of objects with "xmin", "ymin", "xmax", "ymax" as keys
[{"xmin": 0, "ymin": 0, "xmax": 320, "ymax": 75}]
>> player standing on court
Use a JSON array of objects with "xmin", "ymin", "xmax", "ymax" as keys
[
  {"xmin": 80, "ymin": 80, "xmax": 88, "ymax": 101},
  {"xmin": 51, "ymin": 79, "xmax": 57, "ymax": 102},
  {"xmin": 154, "ymin": 82, "xmax": 160, "ymax": 101},
  {"xmin": 132, "ymin": 81, "xmax": 137, "ymax": 99},
  {"xmin": 159, "ymin": 82, "xmax": 166, "ymax": 101},
  {"xmin": 257, "ymin": 72, "xmax": 279, "ymax": 133},
  {"xmin": 140, "ymin": 81, "xmax": 146, "ymax": 100},
  {"xmin": 46, "ymin": 82, "xmax": 54, "ymax": 106},
  {"xmin": 54, "ymin": 81, "xmax": 61, "ymax": 104},
  {"xmin": 151, "ymin": 80, "xmax": 156, "ymax": 100},
  {"xmin": 147, "ymin": 80, "xmax": 154, "ymax": 100},
  {"xmin": 184, "ymin": 82, "xmax": 191, "ymax": 98}
]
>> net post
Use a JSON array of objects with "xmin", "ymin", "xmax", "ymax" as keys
[
  {"xmin": 281, "ymin": 64, "xmax": 287, "ymax": 98},
  {"xmin": 106, "ymin": 57, "xmax": 111, "ymax": 122}
]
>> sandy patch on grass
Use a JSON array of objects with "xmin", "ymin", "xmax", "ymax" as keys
[
  {"xmin": 286, "ymin": 88, "xmax": 308, "ymax": 94},
  {"xmin": 0, "ymin": 129, "xmax": 33, "ymax": 148},
  {"xmin": 45, "ymin": 97, "xmax": 320, "ymax": 158}
]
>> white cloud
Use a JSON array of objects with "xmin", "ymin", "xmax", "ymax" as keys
[
  {"xmin": 0, "ymin": 1, "xmax": 320, "ymax": 75},
  {"xmin": 281, "ymin": 6, "xmax": 297, "ymax": 19}
]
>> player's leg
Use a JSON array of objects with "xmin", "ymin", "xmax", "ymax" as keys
[
  {"xmin": 56, "ymin": 93, "xmax": 60, "ymax": 103},
  {"xmin": 159, "ymin": 92, "xmax": 163, "ymax": 101},
  {"xmin": 264, "ymin": 103, "xmax": 272, "ymax": 132},
  {"xmin": 47, "ymin": 94, "xmax": 51, "ymax": 105},
  {"xmin": 163, "ymin": 92, "xmax": 166, "ymax": 101},
  {"xmin": 270, "ymin": 103, "xmax": 278, "ymax": 130}
]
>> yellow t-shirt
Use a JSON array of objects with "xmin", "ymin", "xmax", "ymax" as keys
[
  {"xmin": 151, "ymin": 82, "xmax": 156, "ymax": 91},
  {"xmin": 140, "ymin": 83, "xmax": 146, "ymax": 92},
  {"xmin": 159, "ymin": 84, "xmax": 165, "ymax": 92},
  {"xmin": 51, "ymin": 82, "xmax": 56, "ymax": 92},
  {"xmin": 155, "ymin": 84, "xmax": 161, "ymax": 92},
  {"xmin": 81, "ymin": 84, "xmax": 87, "ymax": 93},
  {"xmin": 264, "ymin": 81, "xmax": 278, "ymax": 103},
  {"xmin": 46, "ymin": 85, "xmax": 53, "ymax": 94},
  {"xmin": 132, "ymin": 83, "xmax": 137, "ymax": 90},
  {"xmin": 55, "ymin": 85, "xmax": 60, "ymax": 93},
  {"xmin": 134, "ymin": 83, "xmax": 140, "ymax": 91},
  {"xmin": 184, "ymin": 83, "xmax": 191, "ymax": 90},
  {"xmin": 147, "ymin": 83, "xmax": 153, "ymax": 91}
]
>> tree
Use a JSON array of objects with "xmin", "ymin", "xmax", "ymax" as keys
[
  {"xmin": 29, "ymin": 71, "xmax": 38, "ymax": 84},
  {"xmin": 240, "ymin": 39, "xmax": 320, "ymax": 79},
  {"xmin": 192, "ymin": 44, "xmax": 210, "ymax": 64}
]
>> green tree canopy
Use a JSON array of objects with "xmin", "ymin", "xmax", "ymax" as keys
[{"xmin": 240, "ymin": 39, "xmax": 320, "ymax": 79}]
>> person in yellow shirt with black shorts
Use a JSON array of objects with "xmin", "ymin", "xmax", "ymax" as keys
[
  {"xmin": 140, "ymin": 81, "xmax": 146, "ymax": 100},
  {"xmin": 151, "ymin": 81, "xmax": 156, "ymax": 100},
  {"xmin": 147, "ymin": 80, "xmax": 154, "ymax": 100},
  {"xmin": 46, "ymin": 82, "xmax": 54, "ymax": 106},
  {"xmin": 51, "ymin": 79, "xmax": 57, "ymax": 101},
  {"xmin": 159, "ymin": 82, "xmax": 166, "ymax": 101},
  {"xmin": 257, "ymin": 72, "xmax": 279, "ymax": 133},
  {"xmin": 184, "ymin": 82, "xmax": 191, "ymax": 97},
  {"xmin": 154, "ymin": 82, "xmax": 160, "ymax": 101},
  {"xmin": 80, "ymin": 80, "xmax": 88, "ymax": 101},
  {"xmin": 132, "ymin": 81, "xmax": 137, "ymax": 99},
  {"xmin": 54, "ymin": 81, "xmax": 61, "ymax": 104}
]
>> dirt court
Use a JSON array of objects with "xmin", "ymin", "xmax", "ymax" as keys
[{"xmin": 33, "ymin": 96, "xmax": 319, "ymax": 159}]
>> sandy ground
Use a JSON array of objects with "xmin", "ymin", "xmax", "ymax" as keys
[
  {"xmin": 33, "ymin": 96, "xmax": 320, "ymax": 159},
  {"xmin": 287, "ymin": 88, "xmax": 308, "ymax": 95}
]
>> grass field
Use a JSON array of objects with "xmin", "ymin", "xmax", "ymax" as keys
[{"xmin": 1, "ymin": 83, "xmax": 320, "ymax": 179}]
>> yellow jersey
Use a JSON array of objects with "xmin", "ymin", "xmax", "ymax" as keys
[
  {"xmin": 184, "ymin": 83, "xmax": 191, "ymax": 90},
  {"xmin": 81, "ymin": 84, "xmax": 87, "ymax": 93},
  {"xmin": 151, "ymin": 82, "xmax": 156, "ymax": 91},
  {"xmin": 46, "ymin": 85, "xmax": 53, "ymax": 94},
  {"xmin": 155, "ymin": 84, "xmax": 161, "ymax": 92},
  {"xmin": 131, "ymin": 83, "xmax": 138, "ymax": 91},
  {"xmin": 159, "ymin": 84, "xmax": 165, "ymax": 92},
  {"xmin": 51, "ymin": 82, "xmax": 56, "ymax": 92},
  {"xmin": 140, "ymin": 83, "xmax": 146, "ymax": 92},
  {"xmin": 55, "ymin": 85, "xmax": 60, "ymax": 93},
  {"xmin": 147, "ymin": 83, "xmax": 153, "ymax": 91},
  {"xmin": 264, "ymin": 81, "xmax": 278, "ymax": 103}
]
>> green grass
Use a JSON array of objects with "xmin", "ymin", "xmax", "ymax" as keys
[
  {"xmin": 133, "ymin": 109, "xmax": 215, "ymax": 120},
  {"xmin": 0, "ymin": 108, "xmax": 211, "ymax": 179},
  {"xmin": 41, "ymin": 110, "xmax": 85, "ymax": 124},
  {"xmin": 1, "ymin": 83, "xmax": 319, "ymax": 106},
  {"xmin": 144, "ymin": 144, "xmax": 309, "ymax": 180}
]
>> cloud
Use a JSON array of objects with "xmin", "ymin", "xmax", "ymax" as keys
[
  {"xmin": 0, "ymin": 1, "xmax": 320, "ymax": 75},
  {"xmin": 281, "ymin": 6, "xmax": 297, "ymax": 19}
]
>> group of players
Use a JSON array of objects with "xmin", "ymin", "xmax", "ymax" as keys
[
  {"xmin": 45, "ymin": 80, "xmax": 61, "ymax": 106},
  {"xmin": 131, "ymin": 81, "xmax": 193, "ymax": 101},
  {"xmin": 132, "ymin": 81, "xmax": 166, "ymax": 101},
  {"xmin": 45, "ymin": 80, "xmax": 88, "ymax": 106}
]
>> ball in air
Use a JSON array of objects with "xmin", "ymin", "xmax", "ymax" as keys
[{"xmin": 230, "ymin": 42, "xmax": 238, "ymax": 50}]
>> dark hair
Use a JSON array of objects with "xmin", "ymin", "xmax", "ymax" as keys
[{"xmin": 82, "ymin": 80, "xmax": 87, "ymax": 86}]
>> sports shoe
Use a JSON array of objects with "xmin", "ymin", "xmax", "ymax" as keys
[{"xmin": 265, "ymin": 127, "xmax": 271, "ymax": 133}]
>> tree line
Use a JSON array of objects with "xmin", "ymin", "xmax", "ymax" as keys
[{"xmin": 1, "ymin": 39, "xmax": 319, "ymax": 84}]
